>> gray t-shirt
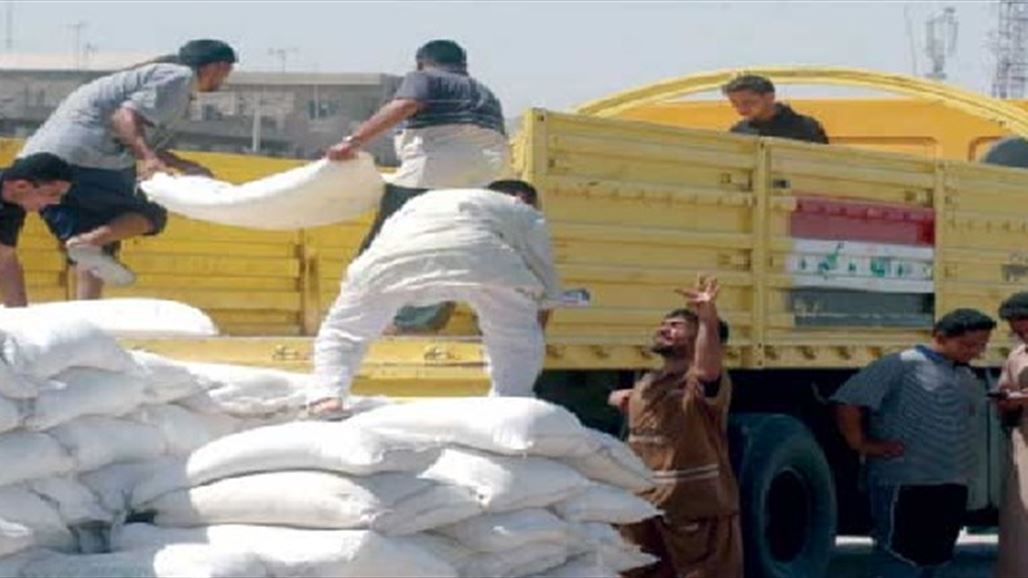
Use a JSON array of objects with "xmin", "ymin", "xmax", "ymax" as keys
[
  {"xmin": 832, "ymin": 346, "xmax": 983, "ymax": 486},
  {"xmin": 19, "ymin": 63, "xmax": 194, "ymax": 170},
  {"xmin": 395, "ymin": 69, "xmax": 505, "ymax": 135}
]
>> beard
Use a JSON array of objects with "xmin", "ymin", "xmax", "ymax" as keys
[{"xmin": 650, "ymin": 343, "xmax": 691, "ymax": 360}]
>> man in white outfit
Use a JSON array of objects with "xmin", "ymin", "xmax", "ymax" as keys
[{"xmin": 307, "ymin": 179, "xmax": 560, "ymax": 414}]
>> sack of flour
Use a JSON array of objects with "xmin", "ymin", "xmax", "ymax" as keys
[{"xmin": 0, "ymin": 315, "xmax": 138, "ymax": 379}]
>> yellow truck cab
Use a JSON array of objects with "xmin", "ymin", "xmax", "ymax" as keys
[{"xmin": 9, "ymin": 67, "xmax": 1028, "ymax": 578}]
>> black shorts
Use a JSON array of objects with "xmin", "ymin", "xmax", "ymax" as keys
[{"xmin": 40, "ymin": 165, "xmax": 168, "ymax": 256}]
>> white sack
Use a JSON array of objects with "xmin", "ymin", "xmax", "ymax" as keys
[
  {"xmin": 567, "ymin": 523, "xmax": 658, "ymax": 573},
  {"xmin": 463, "ymin": 541, "xmax": 568, "ymax": 578},
  {"xmin": 0, "ymin": 360, "xmax": 35, "ymax": 399},
  {"xmin": 26, "ymin": 368, "xmax": 147, "ymax": 431},
  {"xmin": 349, "ymin": 397, "xmax": 598, "ymax": 458},
  {"xmin": 130, "ymin": 405, "xmax": 240, "ymax": 456},
  {"xmin": 114, "ymin": 524, "xmax": 458, "ymax": 578},
  {"xmin": 19, "ymin": 544, "xmax": 270, "ymax": 578},
  {"xmin": 0, "ymin": 299, "xmax": 217, "ymax": 339},
  {"xmin": 140, "ymin": 470, "xmax": 480, "ymax": 535},
  {"xmin": 0, "ymin": 315, "xmax": 138, "ymax": 379},
  {"xmin": 139, "ymin": 155, "xmax": 384, "ymax": 230},
  {"xmin": 28, "ymin": 477, "xmax": 111, "ymax": 525},
  {"xmin": 399, "ymin": 535, "xmax": 475, "ymax": 575},
  {"xmin": 526, "ymin": 554, "xmax": 619, "ymax": 578},
  {"xmin": 435, "ymin": 509, "xmax": 569, "ymax": 553},
  {"xmin": 129, "ymin": 352, "xmax": 208, "ymax": 404},
  {"xmin": 550, "ymin": 483, "xmax": 661, "ymax": 524},
  {"xmin": 0, "ymin": 520, "xmax": 33, "ymax": 559},
  {"xmin": 0, "ymin": 486, "xmax": 75, "ymax": 552},
  {"xmin": 0, "ymin": 396, "xmax": 21, "ymax": 434},
  {"xmin": 50, "ymin": 416, "xmax": 167, "ymax": 471},
  {"xmin": 132, "ymin": 421, "xmax": 437, "ymax": 506},
  {"xmin": 0, "ymin": 431, "xmax": 74, "ymax": 487},
  {"xmin": 0, "ymin": 549, "xmax": 49, "ymax": 578},
  {"xmin": 80, "ymin": 458, "xmax": 181, "ymax": 515},
  {"xmin": 175, "ymin": 362, "xmax": 311, "ymax": 418},
  {"xmin": 564, "ymin": 429, "xmax": 654, "ymax": 492},
  {"xmin": 420, "ymin": 448, "xmax": 590, "ymax": 513}
]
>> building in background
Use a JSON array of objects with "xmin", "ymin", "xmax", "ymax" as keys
[{"xmin": 0, "ymin": 52, "xmax": 403, "ymax": 164}]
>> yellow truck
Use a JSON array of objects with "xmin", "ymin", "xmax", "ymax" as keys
[{"xmin": 8, "ymin": 67, "xmax": 1028, "ymax": 577}]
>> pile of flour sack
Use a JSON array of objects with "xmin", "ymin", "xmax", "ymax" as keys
[{"xmin": 0, "ymin": 300, "xmax": 659, "ymax": 578}]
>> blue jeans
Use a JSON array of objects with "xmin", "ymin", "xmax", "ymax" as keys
[{"xmin": 869, "ymin": 484, "xmax": 967, "ymax": 578}]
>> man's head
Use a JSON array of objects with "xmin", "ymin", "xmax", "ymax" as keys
[
  {"xmin": 178, "ymin": 39, "xmax": 237, "ymax": 92},
  {"xmin": 722, "ymin": 74, "xmax": 778, "ymax": 123},
  {"xmin": 2, "ymin": 153, "xmax": 72, "ymax": 212},
  {"xmin": 651, "ymin": 308, "xmax": 730, "ymax": 361},
  {"xmin": 415, "ymin": 40, "xmax": 467, "ymax": 73},
  {"xmin": 487, "ymin": 179, "xmax": 539, "ymax": 208},
  {"xmin": 932, "ymin": 308, "xmax": 996, "ymax": 364},
  {"xmin": 999, "ymin": 292, "xmax": 1028, "ymax": 343}
]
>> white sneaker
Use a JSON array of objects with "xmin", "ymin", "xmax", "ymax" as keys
[{"xmin": 66, "ymin": 244, "xmax": 136, "ymax": 286}]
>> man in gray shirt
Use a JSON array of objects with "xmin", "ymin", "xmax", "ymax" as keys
[
  {"xmin": 326, "ymin": 39, "xmax": 510, "ymax": 334},
  {"xmin": 832, "ymin": 308, "xmax": 995, "ymax": 578},
  {"xmin": 16, "ymin": 39, "xmax": 236, "ymax": 300}
]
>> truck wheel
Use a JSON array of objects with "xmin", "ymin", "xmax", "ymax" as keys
[{"xmin": 729, "ymin": 413, "xmax": 837, "ymax": 578}]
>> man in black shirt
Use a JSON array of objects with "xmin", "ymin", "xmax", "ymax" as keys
[
  {"xmin": 723, "ymin": 74, "xmax": 829, "ymax": 144},
  {"xmin": 0, "ymin": 153, "xmax": 74, "ymax": 306}
]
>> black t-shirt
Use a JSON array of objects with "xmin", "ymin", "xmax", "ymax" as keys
[
  {"xmin": 730, "ymin": 104, "xmax": 829, "ymax": 144},
  {"xmin": 394, "ymin": 68, "xmax": 506, "ymax": 135},
  {"xmin": 0, "ymin": 172, "xmax": 25, "ymax": 248}
]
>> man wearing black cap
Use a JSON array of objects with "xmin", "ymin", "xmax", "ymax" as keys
[
  {"xmin": 0, "ymin": 153, "xmax": 73, "ymax": 307},
  {"xmin": 326, "ymin": 39, "xmax": 510, "ymax": 334},
  {"xmin": 17, "ymin": 39, "xmax": 237, "ymax": 300}
]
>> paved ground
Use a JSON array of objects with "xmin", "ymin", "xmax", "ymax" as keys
[{"xmin": 828, "ymin": 532, "xmax": 998, "ymax": 578}]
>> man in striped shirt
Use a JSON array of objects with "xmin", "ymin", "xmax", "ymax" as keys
[
  {"xmin": 609, "ymin": 277, "xmax": 742, "ymax": 578},
  {"xmin": 833, "ymin": 309, "xmax": 995, "ymax": 578}
]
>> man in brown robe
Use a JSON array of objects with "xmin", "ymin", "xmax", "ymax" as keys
[{"xmin": 609, "ymin": 277, "xmax": 743, "ymax": 578}]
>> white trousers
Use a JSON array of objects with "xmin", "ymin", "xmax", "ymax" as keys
[{"xmin": 311, "ymin": 283, "xmax": 544, "ymax": 401}]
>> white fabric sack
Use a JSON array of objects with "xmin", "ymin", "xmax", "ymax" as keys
[
  {"xmin": 0, "ymin": 520, "xmax": 33, "ymax": 559},
  {"xmin": 19, "ymin": 544, "xmax": 270, "ymax": 578},
  {"xmin": 0, "ymin": 360, "xmax": 35, "ymax": 399},
  {"xmin": 463, "ymin": 541, "xmax": 568, "ymax": 578},
  {"xmin": 0, "ymin": 299, "xmax": 217, "ymax": 339},
  {"xmin": 399, "ymin": 535, "xmax": 475, "ymax": 576},
  {"xmin": 435, "ymin": 509, "xmax": 570, "ymax": 553},
  {"xmin": 0, "ymin": 315, "xmax": 138, "ymax": 379},
  {"xmin": 140, "ymin": 471, "xmax": 480, "ymax": 535},
  {"xmin": 0, "ymin": 395, "xmax": 21, "ymax": 434},
  {"xmin": 139, "ymin": 155, "xmax": 384, "ymax": 230},
  {"xmin": 50, "ymin": 416, "xmax": 167, "ymax": 471},
  {"xmin": 567, "ymin": 523, "xmax": 658, "ymax": 573},
  {"xmin": 114, "ymin": 524, "xmax": 458, "ymax": 578},
  {"xmin": 420, "ymin": 448, "xmax": 590, "ymax": 513},
  {"xmin": 130, "ymin": 405, "xmax": 240, "ymax": 456},
  {"xmin": 0, "ymin": 431, "xmax": 74, "ymax": 487},
  {"xmin": 26, "ymin": 368, "xmax": 147, "ymax": 431},
  {"xmin": 175, "ymin": 362, "xmax": 311, "ymax": 418},
  {"xmin": 550, "ymin": 483, "xmax": 661, "ymax": 524},
  {"xmin": 564, "ymin": 430, "xmax": 655, "ymax": 492},
  {"xmin": 0, "ymin": 486, "xmax": 75, "ymax": 552},
  {"xmin": 0, "ymin": 549, "xmax": 50, "ymax": 578},
  {"xmin": 80, "ymin": 458, "xmax": 181, "ymax": 515},
  {"xmin": 526, "ymin": 554, "xmax": 619, "ymax": 578},
  {"xmin": 28, "ymin": 477, "xmax": 111, "ymax": 525},
  {"xmin": 129, "ymin": 352, "xmax": 208, "ymax": 404},
  {"xmin": 349, "ymin": 397, "xmax": 597, "ymax": 458},
  {"xmin": 132, "ymin": 420, "xmax": 438, "ymax": 506}
]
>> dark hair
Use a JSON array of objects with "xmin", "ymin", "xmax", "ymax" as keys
[
  {"xmin": 6, "ymin": 153, "xmax": 73, "ymax": 185},
  {"xmin": 722, "ymin": 74, "xmax": 776, "ymax": 95},
  {"xmin": 663, "ymin": 308, "xmax": 730, "ymax": 344},
  {"xmin": 487, "ymin": 179, "xmax": 538, "ymax": 205},
  {"xmin": 130, "ymin": 39, "xmax": 236, "ymax": 71},
  {"xmin": 933, "ymin": 308, "xmax": 997, "ymax": 337},
  {"xmin": 415, "ymin": 40, "xmax": 467, "ymax": 70},
  {"xmin": 999, "ymin": 292, "xmax": 1028, "ymax": 321}
]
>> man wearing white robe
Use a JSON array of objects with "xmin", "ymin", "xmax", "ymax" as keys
[{"xmin": 308, "ymin": 180, "xmax": 560, "ymax": 413}]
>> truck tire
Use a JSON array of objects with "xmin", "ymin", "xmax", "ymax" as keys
[{"xmin": 729, "ymin": 413, "xmax": 837, "ymax": 578}]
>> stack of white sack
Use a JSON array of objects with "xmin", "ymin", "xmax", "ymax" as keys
[
  {"xmin": 117, "ymin": 397, "xmax": 661, "ymax": 578},
  {"xmin": 0, "ymin": 298, "xmax": 219, "ymax": 338},
  {"xmin": 0, "ymin": 312, "xmax": 360, "ymax": 577}
]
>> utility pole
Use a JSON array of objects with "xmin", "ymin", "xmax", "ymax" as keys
[
  {"xmin": 992, "ymin": 0, "xmax": 1028, "ymax": 98},
  {"xmin": 69, "ymin": 21, "xmax": 87, "ymax": 70},
  {"xmin": 925, "ymin": 6, "xmax": 958, "ymax": 81},
  {"xmin": 268, "ymin": 47, "xmax": 298, "ymax": 73},
  {"xmin": 5, "ymin": 2, "xmax": 13, "ymax": 52}
]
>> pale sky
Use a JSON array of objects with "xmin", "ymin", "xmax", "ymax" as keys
[{"xmin": 6, "ymin": 1, "xmax": 1004, "ymax": 113}]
